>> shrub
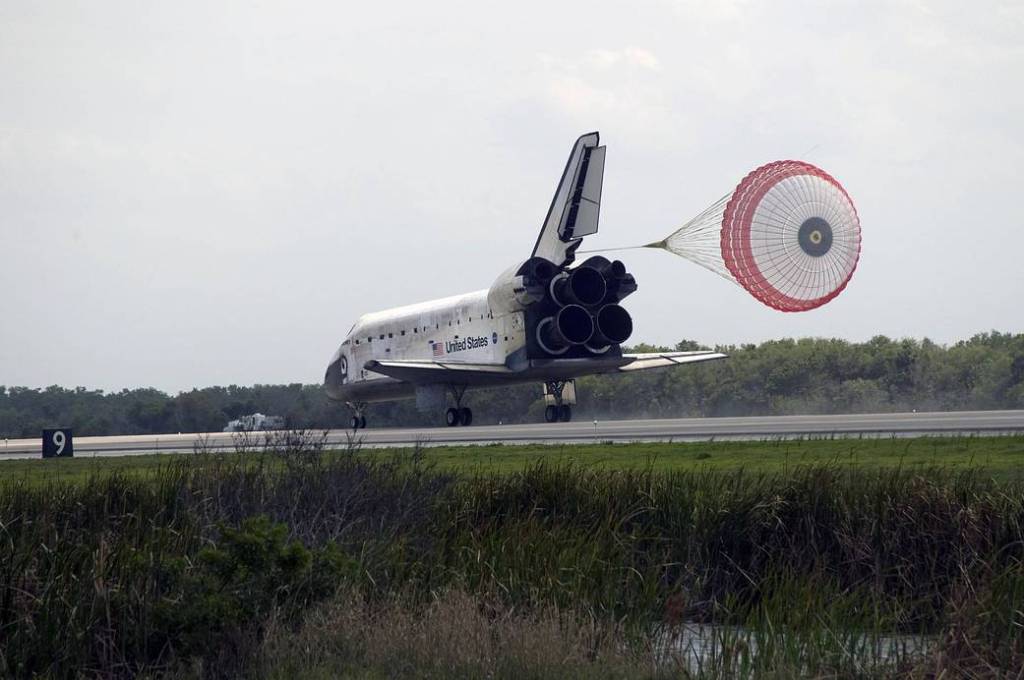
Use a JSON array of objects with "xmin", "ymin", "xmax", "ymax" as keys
[{"xmin": 152, "ymin": 516, "xmax": 356, "ymax": 672}]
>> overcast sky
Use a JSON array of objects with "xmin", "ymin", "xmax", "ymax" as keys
[{"xmin": 2, "ymin": 1, "xmax": 1022, "ymax": 393}]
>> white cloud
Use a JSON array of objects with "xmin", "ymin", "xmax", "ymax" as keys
[
  {"xmin": 526, "ymin": 48, "xmax": 686, "ymax": 146},
  {"xmin": 1, "ymin": 0, "xmax": 1022, "ymax": 390},
  {"xmin": 587, "ymin": 47, "xmax": 661, "ymax": 71},
  {"xmin": 665, "ymin": 0, "xmax": 752, "ymax": 23}
]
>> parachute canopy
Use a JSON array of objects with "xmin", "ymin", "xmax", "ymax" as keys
[{"xmin": 653, "ymin": 160, "xmax": 861, "ymax": 312}]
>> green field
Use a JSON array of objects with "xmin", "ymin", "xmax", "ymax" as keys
[
  {"xmin": 5, "ymin": 434, "xmax": 1024, "ymax": 482},
  {"xmin": 3, "ymin": 433, "xmax": 1024, "ymax": 677}
]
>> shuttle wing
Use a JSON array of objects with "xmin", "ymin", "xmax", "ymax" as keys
[
  {"xmin": 618, "ymin": 350, "xmax": 727, "ymax": 372},
  {"xmin": 364, "ymin": 359, "xmax": 513, "ymax": 385},
  {"xmin": 365, "ymin": 350, "xmax": 725, "ymax": 386}
]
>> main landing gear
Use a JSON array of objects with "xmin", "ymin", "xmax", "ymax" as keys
[
  {"xmin": 445, "ymin": 407, "xmax": 473, "ymax": 427},
  {"xmin": 544, "ymin": 403, "xmax": 572, "ymax": 423},
  {"xmin": 346, "ymin": 401, "xmax": 368, "ymax": 430},
  {"xmin": 542, "ymin": 380, "xmax": 573, "ymax": 423},
  {"xmin": 445, "ymin": 384, "xmax": 473, "ymax": 427}
]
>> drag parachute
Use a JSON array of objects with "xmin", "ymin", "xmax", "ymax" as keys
[{"xmin": 645, "ymin": 160, "xmax": 861, "ymax": 312}]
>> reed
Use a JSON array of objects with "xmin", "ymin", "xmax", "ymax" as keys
[{"xmin": 0, "ymin": 437, "xmax": 1021, "ymax": 677}]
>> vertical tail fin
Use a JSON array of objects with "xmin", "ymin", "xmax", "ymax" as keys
[{"xmin": 531, "ymin": 132, "xmax": 606, "ymax": 266}]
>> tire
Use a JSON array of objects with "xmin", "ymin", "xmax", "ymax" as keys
[
  {"xmin": 559, "ymin": 404, "xmax": 572, "ymax": 422},
  {"xmin": 459, "ymin": 407, "xmax": 473, "ymax": 427},
  {"xmin": 359, "ymin": 415, "xmax": 367, "ymax": 429},
  {"xmin": 446, "ymin": 407, "xmax": 460, "ymax": 427},
  {"xmin": 544, "ymin": 405, "xmax": 558, "ymax": 423},
  {"xmin": 350, "ymin": 416, "xmax": 361, "ymax": 430}
]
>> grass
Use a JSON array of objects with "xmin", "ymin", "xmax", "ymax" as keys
[
  {"xmin": 420, "ymin": 434, "xmax": 1024, "ymax": 478},
  {"xmin": 0, "ymin": 450, "xmax": 174, "ymax": 483},
  {"xmin": 5, "ymin": 434, "xmax": 1024, "ymax": 482},
  {"xmin": 2, "ymin": 434, "xmax": 1023, "ymax": 677},
  {"xmin": 260, "ymin": 589, "xmax": 667, "ymax": 680}
]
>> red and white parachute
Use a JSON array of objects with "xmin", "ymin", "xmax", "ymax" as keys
[{"xmin": 649, "ymin": 160, "xmax": 861, "ymax": 312}]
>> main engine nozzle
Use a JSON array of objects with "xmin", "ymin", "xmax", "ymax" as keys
[
  {"xmin": 550, "ymin": 266, "xmax": 606, "ymax": 307},
  {"xmin": 579, "ymin": 255, "xmax": 636, "ymax": 304},
  {"xmin": 589, "ymin": 304, "xmax": 633, "ymax": 347},
  {"xmin": 579, "ymin": 255, "xmax": 625, "ymax": 280},
  {"xmin": 536, "ymin": 304, "xmax": 594, "ymax": 354}
]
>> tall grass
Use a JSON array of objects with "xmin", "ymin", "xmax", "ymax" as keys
[
  {"xmin": 1, "ymin": 438, "xmax": 1022, "ymax": 677},
  {"xmin": 445, "ymin": 464, "xmax": 1024, "ymax": 629},
  {"xmin": 0, "ymin": 469, "xmax": 198, "ymax": 676}
]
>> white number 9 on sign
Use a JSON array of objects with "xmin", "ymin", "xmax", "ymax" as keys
[{"xmin": 53, "ymin": 431, "xmax": 66, "ymax": 456}]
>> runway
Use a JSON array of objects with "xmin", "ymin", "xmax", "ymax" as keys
[{"xmin": 3, "ymin": 410, "xmax": 1024, "ymax": 460}]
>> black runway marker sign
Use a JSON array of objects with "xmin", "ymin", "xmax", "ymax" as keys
[{"xmin": 42, "ymin": 429, "xmax": 74, "ymax": 458}]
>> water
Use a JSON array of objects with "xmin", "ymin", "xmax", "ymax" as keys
[{"xmin": 654, "ymin": 623, "xmax": 933, "ymax": 675}]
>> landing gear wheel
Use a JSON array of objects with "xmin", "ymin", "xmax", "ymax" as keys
[
  {"xmin": 359, "ymin": 415, "xmax": 367, "ymax": 429},
  {"xmin": 559, "ymin": 404, "xmax": 572, "ymax": 422},
  {"xmin": 459, "ymin": 407, "xmax": 473, "ymax": 426},
  {"xmin": 446, "ymin": 407, "xmax": 460, "ymax": 427},
  {"xmin": 350, "ymin": 416, "xmax": 361, "ymax": 430},
  {"xmin": 544, "ymin": 405, "xmax": 558, "ymax": 423}
]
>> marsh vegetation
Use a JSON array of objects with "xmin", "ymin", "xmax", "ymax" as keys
[{"xmin": 1, "ymin": 435, "xmax": 1022, "ymax": 677}]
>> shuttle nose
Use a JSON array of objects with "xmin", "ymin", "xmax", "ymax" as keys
[{"xmin": 324, "ymin": 357, "xmax": 344, "ymax": 400}]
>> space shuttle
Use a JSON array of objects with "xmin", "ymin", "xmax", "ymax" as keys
[{"xmin": 324, "ymin": 132, "xmax": 726, "ymax": 428}]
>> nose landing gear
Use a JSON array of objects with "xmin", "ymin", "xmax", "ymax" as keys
[{"xmin": 346, "ymin": 401, "xmax": 368, "ymax": 430}]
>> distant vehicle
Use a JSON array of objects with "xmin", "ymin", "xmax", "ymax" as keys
[
  {"xmin": 223, "ymin": 413, "xmax": 286, "ymax": 432},
  {"xmin": 324, "ymin": 132, "xmax": 727, "ymax": 429}
]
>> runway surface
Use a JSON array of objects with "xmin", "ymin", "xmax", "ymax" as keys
[{"xmin": 3, "ymin": 410, "xmax": 1024, "ymax": 460}]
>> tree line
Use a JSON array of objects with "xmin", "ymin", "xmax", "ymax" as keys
[{"xmin": 2, "ymin": 332, "xmax": 1022, "ymax": 438}]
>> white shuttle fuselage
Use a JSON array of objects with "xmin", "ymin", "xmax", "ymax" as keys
[
  {"xmin": 324, "ymin": 132, "xmax": 726, "ymax": 428},
  {"xmin": 328, "ymin": 288, "xmax": 519, "ymax": 403}
]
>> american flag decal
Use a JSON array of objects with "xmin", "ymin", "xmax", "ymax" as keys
[{"xmin": 432, "ymin": 341, "xmax": 444, "ymax": 357}]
